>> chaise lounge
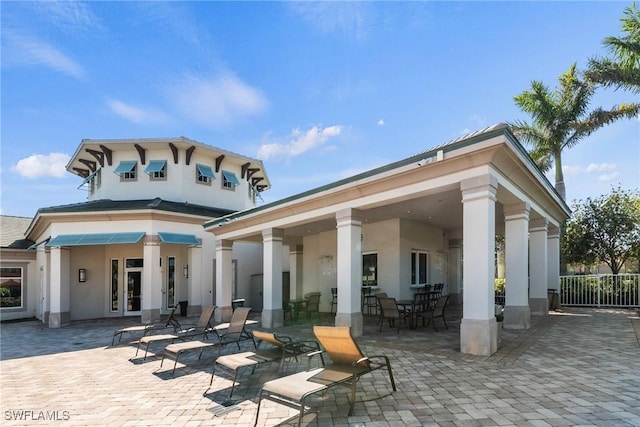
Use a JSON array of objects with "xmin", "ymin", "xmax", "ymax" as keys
[{"xmin": 253, "ymin": 325, "xmax": 396, "ymax": 426}]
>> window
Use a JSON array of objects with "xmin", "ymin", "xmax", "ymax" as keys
[
  {"xmin": 222, "ymin": 171, "xmax": 240, "ymax": 191},
  {"xmin": 111, "ymin": 259, "xmax": 118, "ymax": 312},
  {"xmin": 0, "ymin": 267, "xmax": 23, "ymax": 309},
  {"xmin": 145, "ymin": 160, "xmax": 167, "ymax": 181},
  {"xmin": 167, "ymin": 257, "xmax": 175, "ymax": 309},
  {"xmin": 196, "ymin": 164, "xmax": 215, "ymax": 185},
  {"xmin": 114, "ymin": 161, "xmax": 137, "ymax": 181},
  {"xmin": 411, "ymin": 251, "xmax": 429, "ymax": 285},
  {"xmin": 362, "ymin": 253, "xmax": 378, "ymax": 286}
]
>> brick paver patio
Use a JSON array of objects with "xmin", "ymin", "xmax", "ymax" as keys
[{"xmin": 1, "ymin": 306, "xmax": 639, "ymax": 426}]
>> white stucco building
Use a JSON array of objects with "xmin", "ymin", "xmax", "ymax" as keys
[
  {"xmin": 7, "ymin": 137, "xmax": 273, "ymax": 327},
  {"xmin": 1, "ymin": 125, "xmax": 570, "ymax": 356},
  {"xmin": 204, "ymin": 124, "xmax": 570, "ymax": 356}
]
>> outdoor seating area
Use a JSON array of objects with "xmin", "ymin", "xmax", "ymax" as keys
[{"xmin": 1, "ymin": 306, "xmax": 639, "ymax": 426}]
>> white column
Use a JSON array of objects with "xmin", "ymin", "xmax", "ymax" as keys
[
  {"xmin": 547, "ymin": 225, "xmax": 561, "ymax": 307},
  {"xmin": 447, "ymin": 239, "xmax": 463, "ymax": 305},
  {"xmin": 48, "ymin": 247, "xmax": 70, "ymax": 328},
  {"xmin": 503, "ymin": 202, "xmax": 531, "ymax": 330},
  {"xmin": 335, "ymin": 208, "xmax": 363, "ymax": 336},
  {"xmin": 262, "ymin": 228, "xmax": 284, "ymax": 328},
  {"xmin": 215, "ymin": 239, "xmax": 234, "ymax": 322},
  {"xmin": 187, "ymin": 245, "xmax": 203, "ymax": 316},
  {"xmin": 529, "ymin": 218, "xmax": 549, "ymax": 315},
  {"xmin": 142, "ymin": 239, "xmax": 162, "ymax": 324},
  {"xmin": 460, "ymin": 175, "xmax": 498, "ymax": 356},
  {"xmin": 289, "ymin": 244, "xmax": 304, "ymax": 300}
]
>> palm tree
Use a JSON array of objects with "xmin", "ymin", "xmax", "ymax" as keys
[
  {"xmin": 585, "ymin": 3, "xmax": 640, "ymax": 93},
  {"xmin": 511, "ymin": 63, "xmax": 639, "ymax": 201}
]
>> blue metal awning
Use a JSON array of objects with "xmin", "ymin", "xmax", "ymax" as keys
[
  {"xmin": 113, "ymin": 161, "xmax": 137, "ymax": 174},
  {"xmin": 46, "ymin": 232, "xmax": 145, "ymax": 247},
  {"xmin": 144, "ymin": 160, "xmax": 166, "ymax": 174},
  {"xmin": 222, "ymin": 171, "xmax": 240, "ymax": 185},
  {"xmin": 196, "ymin": 164, "xmax": 216, "ymax": 179},
  {"xmin": 158, "ymin": 232, "xmax": 201, "ymax": 246}
]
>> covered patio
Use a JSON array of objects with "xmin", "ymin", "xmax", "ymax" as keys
[{"xmin": 205, "ymin": 124, "xmax": 571, "ymax": 356}]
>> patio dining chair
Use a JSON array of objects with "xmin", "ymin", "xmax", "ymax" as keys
[
  {"xmin": 298, "ymin": 292, "xmax": 321, "ymax": 320},
  {"xmin": 253, "ymin": 326, "xmax": 396, "ymax": 426},
  {"xmin": 378, "ymin": 297, "xmax": 401, "ymax": 333},
  {"xmin": 425, "ymin": 295, "xmax": 449, "ymax": 331}
]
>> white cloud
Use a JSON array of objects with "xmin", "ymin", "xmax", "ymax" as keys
[
  {"xmin": 106, "ymin": 99, "xmax": 167, "ymax": 125},
  {"xmin": 169, "ymin": 72, "xmax": 267, "ymax": 128},
  {"xmin": 585, "ymin": 162, "xmax": 616, "ymax": 173},
  {"xmin": 377, "ymin": 119, "xmax": 385, "ymax": 126},
  {"xmin": 289, "ymin": 2, "xmax": 372, "ymax": 42},
  {"xmin": 2, "ymin": 31, "xmax": 84, "ymax": 78},
  {"xmin": 258, "ymin": 125, "xmax": 343, "ymax": 160},
  {"xmin": 35, "ymin": 1, "xmax": 102, "ymax": 34},
  {"xmin": 597, "ymin": 172, "xmax": 620, "ymax": 182},
  {"xmin": 12, "ymin": 153, "xmax": 70, "ymax": 179}
]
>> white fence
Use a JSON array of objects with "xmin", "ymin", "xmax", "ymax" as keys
[{"xmin": 560, "ymin": 274, "xmax": 640, "ymax": 308}]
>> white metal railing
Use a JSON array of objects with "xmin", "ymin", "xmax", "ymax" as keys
[{"xmin": 560, "ymin": 274, "xmax": 640, "ymax": 308}]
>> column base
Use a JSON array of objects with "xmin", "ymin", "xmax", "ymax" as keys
[
  {"xmin": 529, "ymin": 298, "xmax": 549, "ymax": 316},
  {"xmin": 141, "ymin": 309, "xmax": 160, "ymax": 324},
  {"xmin": 460, "ymin": 317, "xmax": 498, "ymax": 356},
  {"xmin": 335, "ymin": 312, "xmax": 364, "ymax": 337},
  {"xmin": 261, "ymin": 308, "xmax": 284, "ymax": 328},
  {"xmin": 48, "ymin": 311, "xmax": 70, "ymax": 328},
  {"xmin": 503, "ymin": 305, "xmax": 531, "ymax": 330}
]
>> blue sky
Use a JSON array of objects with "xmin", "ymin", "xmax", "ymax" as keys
[{"xmin": 1, "ymin": 1, "xmax": 638, "ymax": 219}]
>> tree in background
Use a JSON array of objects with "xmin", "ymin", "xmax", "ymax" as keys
[
  {"xmin": 563, "ymin": 187, "xmax": 640, "ymax": 275},
  {"xmin": 586, "ymin": 3, "xmax": 640, "ymax": 93},
  {"xmin": 511, "ymin": 64, "xmax": 639, "ymax": 201}
]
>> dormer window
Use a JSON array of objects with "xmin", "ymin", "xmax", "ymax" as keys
[
  {"xmin": 221, "ymin": 171, "xmax": 240, "ymax": 191},
  {"xmin": 114, "ymin": 161, "xmax": 137, "ymax": 181},
  {"xmin": 196, "ymin": 164, "xmax": 215, "ymax": 185},
  {"xmin": 145, "ymin": 160, "xmax": 167, "ymax": 181}
]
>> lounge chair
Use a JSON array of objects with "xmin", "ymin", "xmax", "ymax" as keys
[
  {"xmin": 206, "ymin": 330, "xmax": 324, "ymax": 397},
  {"xmin": 111, "ymin": 305, "xmax": 180, "ymax": 346},
  {"xmin": 133, "ymin": 305, "xmax": 216, "ymax": 360},
  {"xmin": 253, "ymin": 325, "xmax": 396, "ymax": 426},
  {"xmin": 160, "ymin": 306, "xmax": 255, "ymax": 374}
]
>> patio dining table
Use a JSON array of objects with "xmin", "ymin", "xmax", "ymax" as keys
[{"xmin": 396, "ymin": 299, "xmax": 419, "ymax": 329}]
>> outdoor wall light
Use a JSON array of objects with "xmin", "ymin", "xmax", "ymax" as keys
[
  {"xmin": 183, "ymin": 265, "xmax": 189, "ymax": 279},
  {"xmin": 79, "ymin": 268, "xmax": 87, "ymax": 283}
]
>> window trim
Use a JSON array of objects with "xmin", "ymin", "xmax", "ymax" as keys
[
  {"xmin": 0, "ymin": 266, "xmax": 24, "ymax": 310},
  {"xmin": 410, "ymin": 250, "xmax": 430, "ymax": 286},
  {"xmin": 196, "ymin": 164, "xmax": 215, "ymax": 185},
  {"xmin": 221, "ymin": 170, "xmax": 239, "ymax": 191},
  {"xmin": 114, "ymin": 161, "xmax": 137, "ymax": 182},
  {"xmin": 362, "ymin": 252, "xmax": 378, "ymax": 287},
  {"xmin": 144, "ymin": 160, "xmax": 167, "ymax": 181}
]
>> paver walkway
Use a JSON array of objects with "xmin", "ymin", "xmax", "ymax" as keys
[{"xmin": 1, "ymin": 306, "xmax": 639, "ymax": 426}]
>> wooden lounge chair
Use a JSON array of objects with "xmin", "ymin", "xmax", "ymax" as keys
[
  {"xmin": 111, "ymin": 305, "xmax": 180, "ymax": 346},
  {"xmin": 206, "ymin": 330, "xmax": 324, "ymax": 397},
  {"xmin": 133, "ymin": 305, "xmax": 216, "ymax": 360},
  {"xmin": 253, "ymin": 326, "xmax": 396, "ymax": 426},
  {"xmin": 160, "ymin": 306, "xmax": 255, "ymax": 374}
]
